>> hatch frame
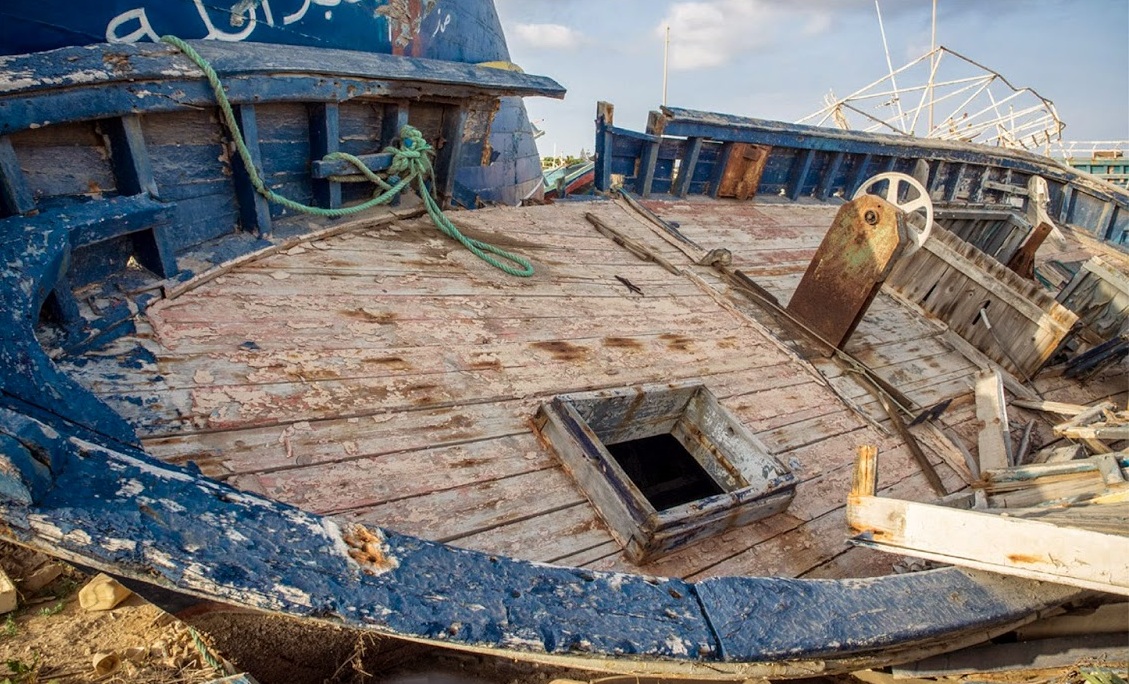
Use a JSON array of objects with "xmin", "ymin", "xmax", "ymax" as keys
[{"xmin": 535, "ymin": 381, "xmax": 796, "ymax": 564}]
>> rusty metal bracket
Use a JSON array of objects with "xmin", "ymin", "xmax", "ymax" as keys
[{"xmin": 787, "ymin": 194, "xmax": 909, "ymax": 349}]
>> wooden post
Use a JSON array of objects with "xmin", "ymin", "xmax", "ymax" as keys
[
  {"xmin": 787, "ymin": 149, "xmax": 816, "ymax": 201},
  {"xmin": 815, "ymin": 151, "xmax": 845, "ymax": 201},
  {"xmin": 851, "ymin": 445, "xmax": 879, "ymax": 499},
  {"xmin": 636, "ymin": 141, "xmax": 659, "ymax": 197},
  {"xmin": 673, "ymin": 137, "xmax": 703, "ymax": 197},
  {"xmin": 975, "ymin": 369, "xmax": 1012, "ymax": 471},
  {"xmin": 847, "ymin": 153, "xmax": 874, "ymax": 197},
  {"xmin": 708, "ymin": 143, "xmax": 734, "ymax": 199},
  {"xmin": 434, "ymin": 105, "xmax": 468, "ymax": 208},
  {"xmin": 309, "ymin": 103, "xmax": 342, "ymax": 210},
  {"xmin": 104, "ymin": 115, "xmax": 177, "ymax": 278},
  {"xmin": 381, "ymin": 101, "xmax": 411, "ymax": 206},
  {"xmin": 943, "ymin": 162, "xmax": 965, "ymax": 202},
  {"xmin": 594, "ymin": 102, "xmax": 615, "ymax": 192},
  {"xmin": 230, "ymin": 105, "xmax": 272, "ymax": 237}
]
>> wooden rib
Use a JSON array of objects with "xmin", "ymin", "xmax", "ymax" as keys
[{"xmin": 158, "ymin": 206, "xmax": 424, "ymax": 301}]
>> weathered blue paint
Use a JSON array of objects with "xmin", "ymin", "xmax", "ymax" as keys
[
  {"xmin": 65, "ymin": 195, "xmax": 172, "ymax": 251},
  {"xmin": 309, "ymin": 103, "xmax": 343, "ymax": 210},
  {"xmin": 694, "ymin": 571, "xmax": 1070, "ymax": 661},
  {"xmin": 788, "ymin": 149, "xmax": 817, "ymax": 201},
  {"xmin": 674, "ymin": 138, "xmax": 704, "ymax": 198},
  {"xmin": 0, "ymin": 216, "xmax": 139, "ymax": 446},
  {"xmin": 230, "ymin": 105, "xmax": 273, "ymax": 236},
  {"xmin": 1, "ymin": 0, "xmax": 545, "ymax": 207},
  {"xmin": 0, "ymin": 434, "xmax": 51, "ymax": 506},
  {"xmin": 0, "ymin": 43, "xmax": 563, "ymax": 139},
  {"xmin": 815, "ymin": 152, "xmax": 845, "ymax": 201},
  {"xmin": 594, "ymin": 105, "xmax": 616, "ymax": 194},
  {"xmin": 0, "ymin": 404, "xmax": 718, "ymax": 661},
  {"xmin": 0, "ymin": 135, "xmax": 38, "ymax": 216},
  {"xmin": 0, "ymin": 39, "xmax": 563, "ymax": 361},
  {"xmin": 603, "ymin": 105, "xmax": 1128, "ymax": 250}
]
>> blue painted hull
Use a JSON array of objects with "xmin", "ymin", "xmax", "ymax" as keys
[{"xmin": 0, "ymin": 0, "xmax": 542, "ymax": 206}]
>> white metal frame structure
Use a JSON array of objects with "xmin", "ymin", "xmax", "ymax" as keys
[{"xmin": 798, "ymin": 46, "xmax": 1065, "ymax": 155}]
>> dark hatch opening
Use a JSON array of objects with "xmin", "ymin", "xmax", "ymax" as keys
[{"xmin": 606, "ymin": 433, "xmax": 724, "ymax": 511}]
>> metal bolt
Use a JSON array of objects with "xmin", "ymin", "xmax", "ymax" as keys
[{"xmin": 864, "ymin": 209, "xmax": 879, "ymax": 225}]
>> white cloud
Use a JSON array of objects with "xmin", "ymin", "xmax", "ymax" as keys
[
  {"xmin": 657, "ymin": 0, "xmax": 833, "ymax": 71},
  {"xmin": 512, "ymin": 23, "xmax": 583, "ymax": 50}
]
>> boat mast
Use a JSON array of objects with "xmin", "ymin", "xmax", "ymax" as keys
[
  {"xmin": 929, "ymin": 0, "xmax": 937, "ymax": 133},
  {"xmin": 874, "ymin": 1, "xmax": 907, "ymax": 132},
  {"xmin": 662, "ymin": 25, "xmax": 670, "ymax": 106}
]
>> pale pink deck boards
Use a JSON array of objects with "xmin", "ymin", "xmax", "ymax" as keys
[{"xmin": 73, "ymin": 200, "xmax": 1127, "ymax": 581}]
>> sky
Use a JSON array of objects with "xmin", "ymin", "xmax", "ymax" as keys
[{"xmin": 493, "ymin": 0, "xmax": 1129, "ymax": 158}]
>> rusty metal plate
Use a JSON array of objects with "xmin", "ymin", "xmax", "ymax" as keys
[
  {"xmin": 786, "ymin": 195, "xmax": 907, "ymax": 348},
  {"xmin": 716, "ymin": 143, "xmax": 770, "ymax": 200}
]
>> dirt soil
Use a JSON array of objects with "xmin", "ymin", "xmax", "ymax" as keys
[{"xmin": 0, "ymin": 542, "xmax": 222, "ymax": 684}]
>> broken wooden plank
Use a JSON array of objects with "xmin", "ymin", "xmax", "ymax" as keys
[
  {"xmin": 1032, "ymin": 443, "xmax": 1086, "ymax": 464},
  {"xmin": 847, "ymin": 450, "xmax": 1129, "ymax": 595},
  {"xmin": 0, "ymin": 568, "xmax": 16, "ymax": 614},
  {"xmin": 1054, "ymin": 401, "xmax": 1119, "ymax": 454},
  {"xmin": 870, "ymin": 388, "xmax": 947, "ymax": 496},
  {"xmin": 1059, "ymin": 424, "xmax": 1129, "ymax": 442},
  {"xmin": 975, "ymin": 369, "xmax": 1012, "ymax": 471},
  {"xmin": 1011, "ymin": 399, "xmax": 1089, "ymax": 416},
  {"xmin": 1054, "ymin": 402, "xmax": 1117, "ymax": 436},
  {"xmin": 979, "ymin": 456, "xmax": 1124, "ymax": 508},
  {"xmin": 584, "ymin": 212, "xmax": 682, "ymax": 275}
]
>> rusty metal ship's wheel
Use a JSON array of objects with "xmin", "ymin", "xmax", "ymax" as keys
[{"xmin": 852, "ymin": 172, "xmax": 934, "ymax": 255}]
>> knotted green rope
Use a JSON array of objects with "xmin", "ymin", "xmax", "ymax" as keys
[{"xmin": 159, "ymin": 35, "xmax": 533, "ymax": 277}]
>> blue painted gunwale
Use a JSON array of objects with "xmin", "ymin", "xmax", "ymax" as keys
[
  {"xmin": 0, "ymin": 46, "xmax": 1092, "ymax": 678},
  {"xmin": 0, "ymin": 41, "xmax": 564, "ymax": 137},
  {"xmin": 596, "ymin": 105, "xmax": 1129, "ymax": 249}
]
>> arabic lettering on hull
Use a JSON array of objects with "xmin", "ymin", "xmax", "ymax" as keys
[{"xmin": 104, "ymin": 0, "xmax": 442, "ymax": 54}]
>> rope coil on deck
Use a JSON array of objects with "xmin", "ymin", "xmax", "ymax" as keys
[{"xmin": 159, "ymin": 35, "xmax": 533, "ymax": 277}]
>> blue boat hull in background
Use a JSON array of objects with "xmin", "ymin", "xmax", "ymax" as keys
[{"xmin": 0, "ymin": 0, "xmax": 542, "ymax": 206}]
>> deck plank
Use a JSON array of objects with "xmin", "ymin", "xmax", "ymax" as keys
[
  {"xmin": 63, "ymin": 196, "xmax": 1060, "ymax": 581},
  {"xmin": 339, "ymin": 466, "xmax": 586, "ymax": 546}
]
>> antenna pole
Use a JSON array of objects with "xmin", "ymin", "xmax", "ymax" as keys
[
  {"xmin": 875, "ymin": 0, "xmax": 907, "ymax": 131},
  {"xmin": 662, "ymin": 25, "xmax": 670, "ymax": 106}
]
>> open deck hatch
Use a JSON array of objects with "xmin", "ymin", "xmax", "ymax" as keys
[{"xmin": 536, "ymin": 382, "xmax": 796, "ymax": 564}]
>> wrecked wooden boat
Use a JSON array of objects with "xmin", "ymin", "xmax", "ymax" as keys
[{"xmin": 1, "ymin": 31, "xmax": 1127, "ymax": 683}]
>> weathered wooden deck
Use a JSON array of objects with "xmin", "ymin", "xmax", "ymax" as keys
[{"xmin": 60, "ymin": 197, "xmax": 1125, "ymax": 582}]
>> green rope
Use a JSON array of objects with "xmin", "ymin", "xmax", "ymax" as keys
[
  {"xmin": 187, "ymin": 626, "xmax": 233, "ymax": 675},
  {"xmin": 159, "ymin": 35, "xmax": 533, "ymax": 277}
]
